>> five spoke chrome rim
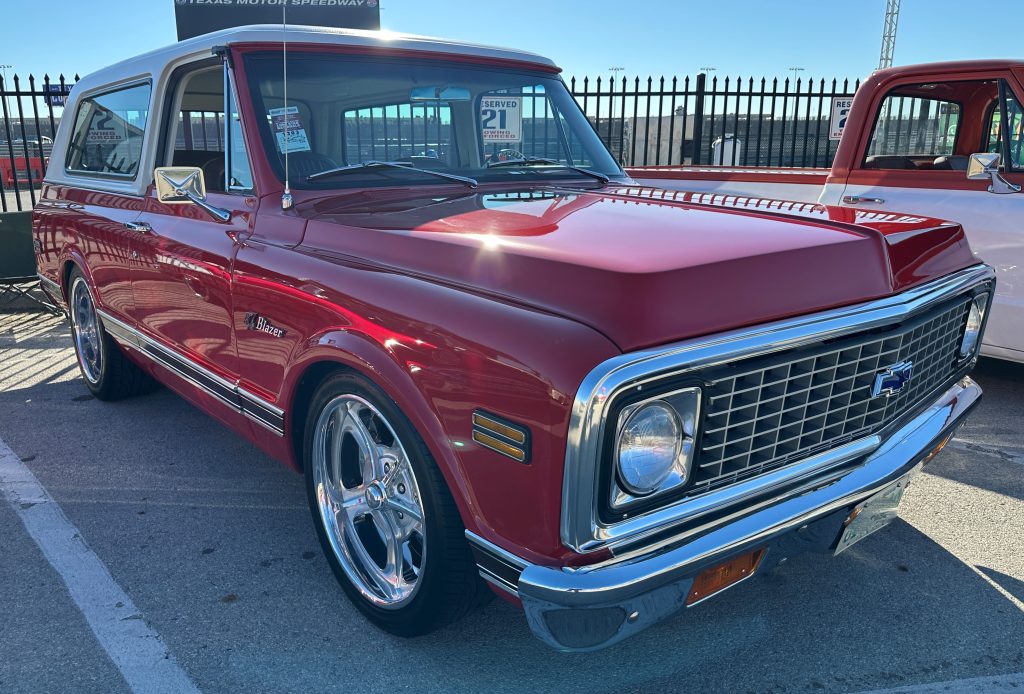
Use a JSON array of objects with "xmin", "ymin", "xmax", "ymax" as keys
[
  {"xmin": 70, "ymin": 277, "xmax": 102, "ymax": 384},
  {"xmin": 312, "ymin": 394, "xmax": 427, "ymax": 608}
]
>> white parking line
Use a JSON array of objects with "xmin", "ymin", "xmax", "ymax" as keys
[
  {"xmin": 0, "ymin": 438, "xmax": 201, "ymax": 694},
  {"xmin": 856, "ymin": 670, "xmax": 1024, "ymax": 692}
]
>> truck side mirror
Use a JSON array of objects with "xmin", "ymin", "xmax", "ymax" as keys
[
  {"xmin": 966, "ymin": 153, "xmax": 1021, "ymax": 194},
  {"xmin": 154, "ymin": 166, "xmax": 231, "ymax": 222}
]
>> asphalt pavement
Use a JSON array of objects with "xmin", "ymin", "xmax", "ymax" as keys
[{"xmin": 1, "ymin": 310, "xmax": 1022, "ymax": 694}]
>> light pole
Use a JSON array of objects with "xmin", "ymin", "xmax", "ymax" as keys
[
  {"xmin": 0, "ymin": 64, "xmax": 11, "ymax": 127},
  {"xmin": 606, "ymin": 66, "xmax": 622, "ymax": 116},
  {"xmin": 608, "ymin": 67, "xmax": 626, "ymax": 160}
]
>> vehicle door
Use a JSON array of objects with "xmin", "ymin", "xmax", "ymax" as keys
[
  {"xmin": 130, "ymin": 61, "xmax": 256, "ymax": 384},
  {"xmin": 837, "ymin": 73, "xmax": 1024, "ymax": 361},
  {"xmin": 61, "ymin": 82, "xmax": 154, "ymax": 319}
]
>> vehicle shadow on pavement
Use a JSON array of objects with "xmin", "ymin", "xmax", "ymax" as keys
[
  {"xmin": 925, "ymin": 357, "xmax": 1024, "ymax": 501},
  {"xmin": 3, "ymin": 312, "xmax": 1023, "ymax": 694}
]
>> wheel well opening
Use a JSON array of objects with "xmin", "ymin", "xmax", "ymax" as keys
[
  {"xmin": 60, "ymin": 260, "xmax": 77, "ymax": 298},
  {"xmin": 289, "ymin": 361, "xmax": 351, "ymax": 473}
]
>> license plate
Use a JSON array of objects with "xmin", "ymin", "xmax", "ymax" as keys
[{"xmin": 834, "ymin": 473, "xmax": 914, "ymax": 555}]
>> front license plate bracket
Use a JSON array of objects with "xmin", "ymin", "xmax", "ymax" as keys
[{"xmin": 834, "ymin": 469, "xmax": 917, "ymax": 555}]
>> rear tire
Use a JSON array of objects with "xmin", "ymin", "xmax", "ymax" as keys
[
  {"xmin": 302, "ymin": 370, "xmax": 489, "ymax": 637},
  {"xmin": 67, "ymin": 267, "xmax": 155, "ymax": 401}
]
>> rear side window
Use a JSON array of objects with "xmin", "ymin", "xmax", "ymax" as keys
[
  {"xmin": 864, "ymin": 87, "xmax": 961, "ymax": 168},
  {"xmin": 65, "ymin": 83, "xmax": 151, "ymax": 178},
  {"xmin": 342, "ymin": 102, "xmax": 455, "ymax": 165}
]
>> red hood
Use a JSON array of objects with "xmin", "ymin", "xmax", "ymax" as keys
[{"xmin": 294, "ymin": 185, "xmax": 976, "ymax": 352}]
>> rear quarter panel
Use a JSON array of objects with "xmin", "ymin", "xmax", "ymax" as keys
[{"xmin": 32, "ymin": 182, "xmax": 144, "ymax": 315}]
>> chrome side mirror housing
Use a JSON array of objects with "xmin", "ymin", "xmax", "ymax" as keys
[
  {"xmin": 966, "ymin": 153, "xmax": 1021, "ymax": 194},
  {"xmin": 153, "ymin": 167, "xmax": 231, "ymax": 222}
]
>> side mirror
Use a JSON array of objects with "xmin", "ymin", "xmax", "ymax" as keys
[
  {"xmin": 966, "ymin": 153, "xmax": 1021, "ymax": 194},
  {"xmin": 153, "ymin": 166, "xmax": 231, "ymax": 222}
]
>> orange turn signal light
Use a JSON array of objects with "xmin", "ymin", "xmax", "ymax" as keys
[
  {"xmin": 687, "ymin": 548, "xmax": 766, "ymax": 606},
  {"xmin": 922, "ymin": 433, "xmax": 955, "ymax": 465}
]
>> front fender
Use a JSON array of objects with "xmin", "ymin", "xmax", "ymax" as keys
[
  {"xmin": 271, "ymin": 293, "xmax": 620, "ymax": 567},
  {"xmin": 283, "ymin": 327, "xmax": 488, "ymax": 539}
]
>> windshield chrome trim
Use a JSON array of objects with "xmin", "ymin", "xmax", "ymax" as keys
[{"xmin": 561, "ymin": 264, "xmax": 995, "ymax": 554}]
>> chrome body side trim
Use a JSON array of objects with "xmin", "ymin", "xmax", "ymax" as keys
[
  {"xmin": 562, "ymin": 264, "xmax": 995, "ymax": 554},
  {"xmin": 515, "ymin": 376, "xmax": 981, "ymax": 651},
  {"xmin": 465, "ymin": 531, "xmax": 527, "ymax": 596},
  {"xmin": 96, "ymin": 308, "xmax": 285, "ymax": 435},
  {"xmin": 37, "ymin": 274, "xmax": 65, "ymax": 305}
]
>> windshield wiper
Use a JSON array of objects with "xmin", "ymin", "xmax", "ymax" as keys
[
  {"xmin": 306, "ymin": 160, "xmax": 478, "ymax": 188},
  {"xmin": 485, "ymin": 157, "xmax": 611, "ymax": 184}
]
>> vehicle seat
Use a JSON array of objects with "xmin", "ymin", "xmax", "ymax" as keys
[
  {"xmin": 169, "ymin": 150, "xmax": 229, "ymax": 192},
  {"xmin": 201, "ymin": 155, "xmax": 226, "ymax": 193},
  {"xmin": 284, "ymin": 151, "xmax": 338, "ymax": 180},
  {"xmin": 172, "ymin": 149, "xmax": 217, "ymax": 169},
  {"xmin": 863, "ymin": 155, "xmax": 918, "ymax": 170},
  {"xmin": 932, "ymin": 155, "xmax": 969, "ymax": 171}
]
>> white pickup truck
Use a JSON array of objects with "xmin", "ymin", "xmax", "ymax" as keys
[{"xmin": 630, "ymin": 59, "xmax": 1024, "ymax": 363}]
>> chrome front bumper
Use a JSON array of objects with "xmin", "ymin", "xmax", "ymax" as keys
[{"xmin": 468, "ymin": 377, "xmax": 982, "ymax": 652}]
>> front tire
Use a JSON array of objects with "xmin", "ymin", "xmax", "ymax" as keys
[
  {"xmin": 67, "ymin": 267, "xmax": 154, "ymax": 401},
  {"xmin": 302, "ymin": 370, "xmax": 488, "ymax": 636}
]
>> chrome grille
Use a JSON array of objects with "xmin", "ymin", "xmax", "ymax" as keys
[{"xmin": 694, "ymin": 296, "xmax": 972, "ymax": 493}]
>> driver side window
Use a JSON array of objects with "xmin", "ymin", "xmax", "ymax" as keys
[
  {"xmin": 170, "ymin": 67, "xmax": 254, "ymax": 193},
  {"xmin": 986, "ymin": 85, "xmax": 1024, "ymax": 171}
]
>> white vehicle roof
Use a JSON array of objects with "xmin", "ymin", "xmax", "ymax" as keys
[
  {"xmin": 75, "ymin": 24, "xmax": 557, "ymax": 94},
  {"xmin": 47, "ymin": 25, "xmax": 558, "ymax": 195}
]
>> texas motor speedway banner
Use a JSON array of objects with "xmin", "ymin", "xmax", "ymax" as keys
[{"xmin": 174, "ymin": 0, "xmax": 381, "ymax": 40}]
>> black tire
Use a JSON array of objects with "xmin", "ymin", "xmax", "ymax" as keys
[
  {"xmin": 67, "ymin": 267, "xmax": 155, "ymax": 401},
  {"xmin": 302, "ymin": 370, "xmax": 490, "ymax": 637}
]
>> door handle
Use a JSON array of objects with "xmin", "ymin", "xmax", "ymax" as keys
[
  {"xmin": 124, "ymin": 221, "xmax": 152, "ymax": 233},
  {"xmin": 842, "ymin": 195, "xmax": 885, "ymax": 205},
  {"xmin": 183, "ymin": 273, "xmax": 209, "ymax": 301}
]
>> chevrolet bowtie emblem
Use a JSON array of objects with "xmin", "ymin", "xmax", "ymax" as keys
[{"xmin": 871, "ymin": 361, "xmax": 914, "ymax": 398}]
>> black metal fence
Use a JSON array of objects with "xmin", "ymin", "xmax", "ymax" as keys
[
  {"xmin": 0, "ymin": 74, "xmax": 77, "ymax": 212},
  {"xmin": 569, "ymin": 73, "xmax": 860, "ymax": 169},
  {"xmin": 0, "ymin": 71, "xmax": 859, "ymax": 212}
]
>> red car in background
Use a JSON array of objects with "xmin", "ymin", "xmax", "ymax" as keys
[{"xmin": 32, "ymin": 26, "xmax": 993, "ymax": 651}]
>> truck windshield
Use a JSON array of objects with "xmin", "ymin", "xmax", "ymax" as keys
[{"xmin": 242, "ymin": 52, "xmax": 623, "ymax": 189}]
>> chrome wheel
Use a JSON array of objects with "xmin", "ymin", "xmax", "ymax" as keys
[
  {"xmin": 70, "ymin": 276, "xmax": 102, "ymax": 384},
  {"xmin": 312, "ymin": 394, "xmax": 427, "ymax": 608}
]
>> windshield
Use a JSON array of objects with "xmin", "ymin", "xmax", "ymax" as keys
[{"xmin": 243, "ymin": 52, "xmax": 623, "ymax": 189}]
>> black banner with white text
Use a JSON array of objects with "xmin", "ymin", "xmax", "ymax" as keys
[{"xmin": 173, "ymin": 0, "xmax": 380, "ymax": 40}]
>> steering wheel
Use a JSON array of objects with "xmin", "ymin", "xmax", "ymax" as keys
[
  {"xmin": 494, "ymin": 148, "xmax": 525, "ymax": 162},
  {"xmin": 396, "ymin": 155, "xmax": 447, "ymax": 170}
]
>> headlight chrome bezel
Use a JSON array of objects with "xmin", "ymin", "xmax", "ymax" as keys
[
  {"xmin": 959, "ymin": 292, "xmax": 989, "ymax": 359},
  {"xmin": 609, "ymin": 385, "xmax": 702, "ymax": 513}
]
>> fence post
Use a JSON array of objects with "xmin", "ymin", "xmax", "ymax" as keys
[{"xmin": 692, "ymin": 72, "xmax": 707, "ymax": 165}]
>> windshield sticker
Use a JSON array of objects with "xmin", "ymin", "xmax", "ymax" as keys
[
  {"xmin": 481, "ymin": 97, "xmax": 522, "ymax": 144},
  {"xmin": 269, "ymin": 106, "xmax": 311, "ymax": 154}
]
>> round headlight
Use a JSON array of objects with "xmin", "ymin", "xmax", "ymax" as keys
[
  {"xmin": 959, "ymin": 295, "xmax": 987, "ymax": 358},
  {"xmin": 616, "ymin": 401, "xmax": 682, "ymax": 496}
]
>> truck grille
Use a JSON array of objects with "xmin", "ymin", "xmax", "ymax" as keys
[{"xmin": 694, "ymin": 296, "xmax": 972, "ymax": 494}]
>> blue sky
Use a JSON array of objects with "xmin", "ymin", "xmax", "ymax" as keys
[{"xmin": 2, "ymin": 0, "xmax": 1022, "ymax": 82}]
